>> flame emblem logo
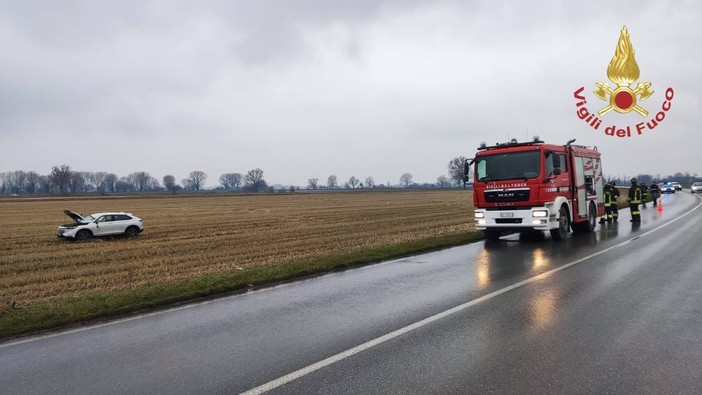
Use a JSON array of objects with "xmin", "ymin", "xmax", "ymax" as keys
[{"xmin": 593, "ymin": 26, "xmax": 653, "ymax": 117}]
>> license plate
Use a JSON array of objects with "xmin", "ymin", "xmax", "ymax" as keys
[{"xmin": 500, "ymin": 212, "xmax": 514, "ymax": 218}]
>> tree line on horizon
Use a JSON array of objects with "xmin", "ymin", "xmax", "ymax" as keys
[
  {"xmin": 2, "ymin": 159, "xmax": 696, "ymax": 196},
  {"xmin": 0, "ymin": 166, "xmax": 269, "ymax": 195},
  {"xmin": 0, "ymin": 157, "xmax": 472, "ymax": 196}
]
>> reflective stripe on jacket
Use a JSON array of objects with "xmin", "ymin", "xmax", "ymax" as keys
[
  {"xmin": 603, "ymin": 190, "xmax": 612, "ymax": 207},
  {"xmin": 629, "ymin": 186, "xmax": 642, "ymax": 204}
]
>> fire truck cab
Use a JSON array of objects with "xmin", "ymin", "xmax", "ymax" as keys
[{"xmin": 467, "ymin": 137, "xmax": 604, "ymax": 241}]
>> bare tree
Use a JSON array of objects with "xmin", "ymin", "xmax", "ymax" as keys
[
  {"xmin": 135, "ymin": 172, "xmax": 151, "ymax": 192},
  {"xmin": 400, "ymin": 173, "xmax": 413, "ymax": 188},
  {"xmin": 189, "ymin": 170, "xmax": 207, "ymax": 191},
  {"xmin": 104, "ymin": 173, "xmax": 118, "ymax": 192},
  {"xmin": 124, "ymin": 173, "xmax": 138, "ymax": 191},
  {"xmin": 348, "ymin": 176, "xmax": 359, "ymax": 189},
  {"xmin": 448, "ymin": 156, "xmax": 468, "ymax": 188},
  {"xmin": 38, "ymin": 175, "xmax": 51, "ymax": 194},
  {"xmin": 163, "ymin": 175, "xmax": 178, "ymax": 194},
  {"xmin": 0, "ymin": 170, "xmax": 27, "ymax": 194},
  {"xmin": 91, "ymin": 171, "xmax": 108, "ymax": 192},
  {"xmin": 244, "ymin": 168, "xmax": 265, "ymax": 192},
  {"xmin": 327, "ymin": 174, "xmax": 337, "ymax": 189},
  {"xmin": 147, "ymin": 176, "xmax": 161, "ymax": 191},
  {"xmin": 436, "ymin": 175, "xmax": 449, "ymax": 188},
  {"xmin": 365, "ymin": 177, "xmax": 374, "ymax": 189},
  {"xmin": 219, "ymin": 174, "xmax": 231, "ymax": 190},
  {"xmin": 70, "ymin": 172, "xmax": 85, "ymax": 193},
  {"xmin": 181, "ymin": 178, "xmax": 193, "ymax": 191},
  {"xmin": 115, "ymin": 179, "xmax": 129, "ymax": 192},
  {"xmin": 231, "ymin": 173, "xmax": 243, "ymax": 190},
  {"xmin": 50, "ymin": 164, "xmax": 73, "ymax": 194},
  {"xmin": 13, "ymin": 171, "xmax": 27, "ymax": 193},
  {"xmin": 307, "ymin": 178, "xmax": 319, "ymax": 190},
  {"xmin": 78, "ymin": 171, "xmax": 95, "ymax": 191},
  {"xmin": 219, "ymin": 173, "xmax": 243, "ymax": 190},
  {"xmin": 25, "ymin": 171, "xmax": 40, "ymax": 194},
  {"xmin": 122, "ymin": 172, "xmax": 148, "ymax": 192}
]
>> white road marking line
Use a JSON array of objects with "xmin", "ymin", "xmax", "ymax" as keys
[{"xmin": 241, "ymin": 196, "xmax": 702, "ymax": 394}]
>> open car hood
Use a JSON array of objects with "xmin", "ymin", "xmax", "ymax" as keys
[{"xmin": 64, "ymin": 210, "xmax": 84, "ymax": 222}]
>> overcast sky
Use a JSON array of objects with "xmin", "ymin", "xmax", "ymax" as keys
[{"xmin": 1, "ymin": 0, "xmax": 700, "ymax": 187}]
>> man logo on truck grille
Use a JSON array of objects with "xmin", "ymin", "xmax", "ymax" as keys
[{"xmin": 573, "ymin": 26, "xmax": 674, "ymax": 138}]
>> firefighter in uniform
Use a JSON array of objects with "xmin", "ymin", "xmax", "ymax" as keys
[
  {"xmin": 640, "ymin": 182, "xmax": 649, "ymax": 207},
  {"xmin": 600, "ymin": 182, "xmax": 616, "ymax": 223},
  {"xmin": 600, "ymin": 183, "xmax": 614, "ymax": 224},
  {"xmin": 649, "ymin": 182, "xmax": 661, "ymax": 206},
  {"xmin": 609, "ymin": 181, "xmax": 619, "ymax": 221},
  {"xmin": 628, "ymin": 178, "xmax": 642, "ymax": 222}
]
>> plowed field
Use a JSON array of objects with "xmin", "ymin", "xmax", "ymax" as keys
[{"xmin": 0, "ymin": 191, "xmax": 474, "ymax": 307}]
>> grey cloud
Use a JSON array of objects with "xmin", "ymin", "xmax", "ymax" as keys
[{"xmin": 0, "ymin": 0, "xmax": 700, "ymax": 185}]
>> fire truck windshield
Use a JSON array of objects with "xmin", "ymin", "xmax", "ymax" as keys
[{"xmin": 475, "ymin": 150, "xmax": 541, "ymax": 182}]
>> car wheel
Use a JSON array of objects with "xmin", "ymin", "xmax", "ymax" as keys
[
  {"xmin": 75, "ymin": 229, "xmax": 92, "ymax": 241},
  {"xmin": 124, "ymin": 226, "xmax": 140, "ymax": 237},
  {"xmin": 550, "ymin": 206, "xmax": 569, "ymax": 241}
]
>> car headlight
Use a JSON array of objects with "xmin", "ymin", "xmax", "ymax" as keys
[
  {"xmin": 474, "ymin": 212, "xmax": 484, "ymax": 219},
  {"xmin": 532, "ymin": 210, "xmax": 548, "ymax": 218}
]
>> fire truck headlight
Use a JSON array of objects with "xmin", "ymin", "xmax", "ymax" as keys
[
  {"xmin": 532, "ymin": 210, "xmax": 548, "ymax": 218},
  {"xmin": 474, "ymin": 212, "xmax": 485, "ymax": 219},
  {"xmin": 478, "ymin": 219, "xmax": 486, "ymax": 225}
]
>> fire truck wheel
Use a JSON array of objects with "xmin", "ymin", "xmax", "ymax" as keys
[
  {"xmin": 573, "ymin": 202, "xmax": 597, "ymax": 233},
  {"xmin": 550, "ymin": 206, "xmax": 569, "ymax": 241}
]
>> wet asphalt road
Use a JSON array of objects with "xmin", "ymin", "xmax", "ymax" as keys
[{"xmin": 1, "ymin": 192, "xmax": 701, "ymax": 394}]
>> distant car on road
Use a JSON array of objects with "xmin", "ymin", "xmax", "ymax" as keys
[
  {"xmin": 659, "ymin": 183, "xmax": 675, "ymax": 194},
  {"xmin": 57, "ymin": 210, "xmax": 143, "ymax": 241},
  {"xmin": 691, "ymin": 182, "xmax": 702, "ymax": 193},
  {"xmin": 670, "ymin": 182, "xmax": 683, "ymax": 191}
]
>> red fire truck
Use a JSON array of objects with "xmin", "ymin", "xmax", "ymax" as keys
[{"xmin": 465, "ymin": 137, "xmax": 605, "ymax": 241}]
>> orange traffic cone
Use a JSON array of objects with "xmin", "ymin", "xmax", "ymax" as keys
[{"xmin": 657, "ymin": 199, "xmax": 663, "ymax": 212}]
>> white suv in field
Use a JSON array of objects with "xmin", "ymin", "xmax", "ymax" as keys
[{"xmin": 57, "ymin": 210, "xmax": 144, "ymax": 241}]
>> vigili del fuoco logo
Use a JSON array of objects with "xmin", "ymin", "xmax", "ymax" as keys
[{"xmin": 573, "ymin": 26, "xmax": 674, "ymax": 138}]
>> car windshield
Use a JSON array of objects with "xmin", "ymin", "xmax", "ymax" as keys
[
  {"xmin": 475, "ymin": 150, "xmax": 541, "ymax": 182},
  {"xmin": 81, "ymin": 215, "xmax": 96, "ymax": 223}
]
